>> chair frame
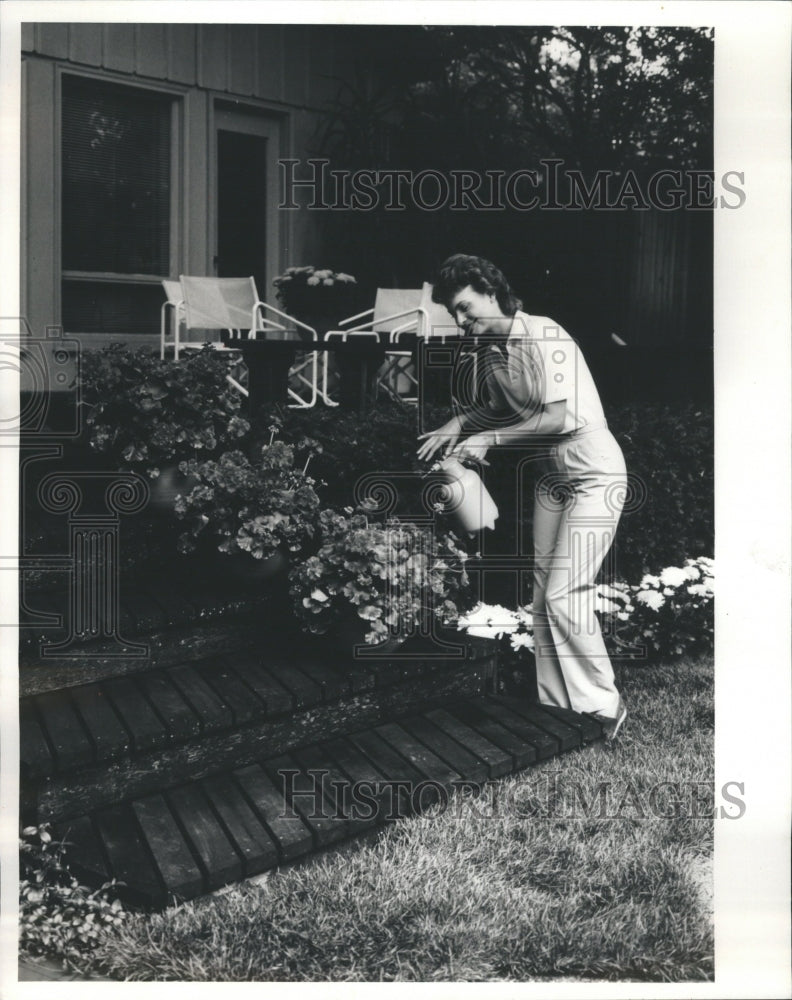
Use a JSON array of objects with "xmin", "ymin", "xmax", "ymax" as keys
[
  {"xmin": 160, "ymin": 280, "xmax": 185, "ymax": 360},
  {"xmin": 169, "ymin": 276, "xmax": 322, "ymax": 409}
]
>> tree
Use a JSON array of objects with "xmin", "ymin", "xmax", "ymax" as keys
[{"xmin": 403, "ymin": 26, "xmax": 714, "ymax": 175}]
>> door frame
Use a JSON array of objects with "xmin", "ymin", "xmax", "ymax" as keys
[{"xmin": 210, "ymin": 101, "xmax": 286, "ymax": 301}]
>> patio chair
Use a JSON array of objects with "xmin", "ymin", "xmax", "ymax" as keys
[
  {"xmin": 160, "ymin": 279, "xmax": 185, "ymax": 360},
  {"xmin": 379, "ymin": 283, "xmax": 462, "ymax": 403},
  {"xmin": 177, "ymin": 275, "xmax": 321, "ymax": 408},
  {"xmin": 323, "ymin": 288, "xmax": 425, "ymax": 404}
]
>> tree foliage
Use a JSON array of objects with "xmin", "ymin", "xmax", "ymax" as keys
[{"xmin": 317, "ymin": 25, "xmax": 713, "ymax": 175}]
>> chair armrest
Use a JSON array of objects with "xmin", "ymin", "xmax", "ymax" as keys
[
  {"xmin": 253, "ymin": 301, "xmax": 317, "ymax": 339},
  {"xmin": 339, "ymin": 307, "xmax": 374, "ymax": 327}
]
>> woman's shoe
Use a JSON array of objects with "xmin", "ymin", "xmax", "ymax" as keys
[{"xmin": 589, "ymin": 698, "xmax": 627, "ymax": 742}]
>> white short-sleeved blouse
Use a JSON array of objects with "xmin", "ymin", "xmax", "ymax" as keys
[{"xmin": 482, "ymin": 310, "xmax": 607, "ymax": 436}]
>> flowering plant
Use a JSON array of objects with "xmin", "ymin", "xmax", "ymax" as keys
[
  {"xmin": 19, "ymin": 823, "xmax": 127, "ymax": 973},
  {"xmin": 602, "ymin": 557, "xmax": 714, "ymax": 660},
  {"xmin": 289, "ymin": 507, "xmax": 472, "ymax": 644},
  {"xmin": 175, "ymin": 422, "xmax": 323, "ymax": 563},
  {"xmin": 272, "ymin": 266, "xmax": 358, "ymax": 320},
  {"xmin": 80, "ymin": 344, "xmax": 249, "ymax": 478},
  {"xmin": 455, "ymin": 557, "xmax": 714, "ymax": 668}
]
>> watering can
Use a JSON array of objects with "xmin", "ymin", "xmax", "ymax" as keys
[{"xmin": 437, "ymin": 456, "xmax": 499, "ymax": 534}]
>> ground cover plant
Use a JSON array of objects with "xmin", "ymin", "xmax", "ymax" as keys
[
  {"xmin": 19, "ymin": 825, "xmax": 129, "ymax": 975},
  {"xmin": 89, "ymin": 654, "xmax": 713, "ymax": 983}
]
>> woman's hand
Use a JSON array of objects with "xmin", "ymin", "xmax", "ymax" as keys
[
  {"xmin": 450, "ymin": 433, "xmax": 491, "ymax": 465},
  {"xmin": 417, "ymin": 414, "xmax": 463, "ymax": 462}
]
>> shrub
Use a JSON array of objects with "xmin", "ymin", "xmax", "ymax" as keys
[
  {"xmin": 79, "ymin": 344, "xmax": 249, "ymax": 478},
  {"xmin": 175, "ymin": 422, "xmax": 324, "ymax": 563},
  {"xmin": 259, "ymin": 399, "xmax": 450, "ymax": 510},
  {"xmin": 19, "ymin": 824, "xmax": 127, "ymax": 974},
  {"xmin": 605, "ymin": 401, "xmax": 713, "ymax": 580},
  {"xmin": 601, "ymin": 557, "xmax": 715, "ymax": 662}
]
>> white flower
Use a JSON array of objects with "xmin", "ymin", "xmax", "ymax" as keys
[
  {"xmin": 306, "ymin": 275, "xmax": 321, "ymax": 286},
  {"xmin": 617, "ymin": 611, "xmax": 630, "ymax": 621},
  {"xmin": 636, "ymin": 589, "xmax": 665, "ymax": 611},
  {"xmin": 510, "ymin": 632, "xmax": 534, "ymax": 651},
  {"xmin": 660, "ymin": 566, "xmax": 688, "ymax": 588},
  {"xmin": 686, "ymin": 584, "xmax": 710, "ymax": 598},
  {"xmin": 464, "ymin": 624, "xmax": 508, "ymax": 639},
  {"xmin": 596, "ymin": 596, "xmax": 619, "ymax": 615},
  {"xmin": 662, "ymin": 587, "xmax": 675, "ymax": 596},
  {"xmin": 515, "ymin": 606, "xmax": 533, "ymax": 628},
  {"xmin": 457, "ymin": 602, "xmax": 521, "ymax": 639},
  {"xmin": 639, "ymin": 574, "xmax": 661, "ymax": 589},
  {"xmin": 683, "ymin": 562, "xmax": 701, "ymax": 580},
  {"xmin": 310, "ymin": 588, "xmax": 329, "ymax": 602}
]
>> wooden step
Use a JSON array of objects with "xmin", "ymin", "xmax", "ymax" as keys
[
  {"xmin": 52, "ymin": 695, "xmax": 605, "ymax": 910},
  {"xmin": 22, "ymin": 636, "xmax": 497, "ymax": 823},
  {"xmin": 18, "ymin": 574, "xmax": 289, "ymax": 697}
]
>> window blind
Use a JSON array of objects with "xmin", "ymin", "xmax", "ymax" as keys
[{"xmin": 62, "ymin": 75, "xmax": 171, "ymax": 276}]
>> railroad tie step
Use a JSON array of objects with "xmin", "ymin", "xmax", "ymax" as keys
[
  {"xmin": 52, "ymin": 695, "xmax": 604, "ymax": 910},
  {"xmin": 22, "ymin": 633, "xmax": 496, "ymax": 826}
]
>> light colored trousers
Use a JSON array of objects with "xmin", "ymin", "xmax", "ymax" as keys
[{"xmin": 531, "ymin": 424, "xmax": 627, "ymax": 717}]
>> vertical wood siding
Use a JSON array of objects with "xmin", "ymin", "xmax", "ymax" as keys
[
  {"xmin": 135, "ymin": 25, "xmax": 168, "ymax": 80},
  {"xmin": 102, "ymin": 24, "xmax": 136, "ymax": 73},
  {"xmin": 23, "ymin": 23, "xmax": 336, "ymax": 111}
]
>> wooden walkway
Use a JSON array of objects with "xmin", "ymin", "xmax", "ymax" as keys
[{"xmin": 51, "ymin": 696, "xmax": 604, "ymax": 909}]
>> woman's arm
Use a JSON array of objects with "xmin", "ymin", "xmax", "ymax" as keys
[
  {"xmin": 417, "ymin": 402, "xmax": 496, "ymax": 462},
  {"xmin": 451, "ymin": 399, "xmax": 566, "ymax": 461}
]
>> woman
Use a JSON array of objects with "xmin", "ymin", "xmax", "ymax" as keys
[{"xmin": 418, "ymin": 254, "xmax": 628, "ymax": 739}]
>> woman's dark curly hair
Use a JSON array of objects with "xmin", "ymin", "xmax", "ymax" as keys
[{"xmin": 432, "ymin": 254, "xmax": 522, "ymax": 316}]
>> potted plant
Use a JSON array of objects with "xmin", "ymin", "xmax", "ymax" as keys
[
  {"xmin": 288, "ymin": 506, "xmax": 473, "ymax": 652},
  {"xmin": 80, "ymin": 344, "xmax": 250, "ymax": 512},
  {"xmin": 174, "ymin": 425, "xmax": 323, "ymax": 582},
  {"xmin": 272, "ymin": 266, "xmax": 358, "ymax": 334}
]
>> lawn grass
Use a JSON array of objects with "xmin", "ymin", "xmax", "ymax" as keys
[{"xmin": 93, "ymin": 654, "xmax": 713, "ymax": 983}]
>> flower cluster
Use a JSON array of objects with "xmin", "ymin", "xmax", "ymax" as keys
[
  {"xmin": 289, "ymin": 509, "xmax": 472, "ymax": 644},
  {"xmin": 455, "ymin": 603, "xmax": 535, "ymax": 652},
  {"xmin": 175, "ymin": 425, "xmax": 323, "ymax": 562},
  {"xmin": 612, "ymin": 557, "xmax": 714, "ymax": 660},
  {"xmin": 456, "ymin": 557, "xmax": 714, "ymax": 665},
  {"xmin": 80, "ymin": 344, "xmax": 249, "ymax": 478},
  {"xmin": 272, "ymin": 266, "xmax": 357, "ymax": 318}
]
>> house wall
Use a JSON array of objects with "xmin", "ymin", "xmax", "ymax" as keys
[{"xmin": 21, "ymin": 23, "xmax": 355, "ymax": 365}]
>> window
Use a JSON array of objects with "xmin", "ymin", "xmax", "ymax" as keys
[{"xmin": 61, "ymin": 75, "xmax": 173, "ymax": 334}]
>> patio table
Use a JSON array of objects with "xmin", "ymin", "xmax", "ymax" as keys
[{"xmin": 238, "ymin": 337, "xmax": 389, "ymax": 414}]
